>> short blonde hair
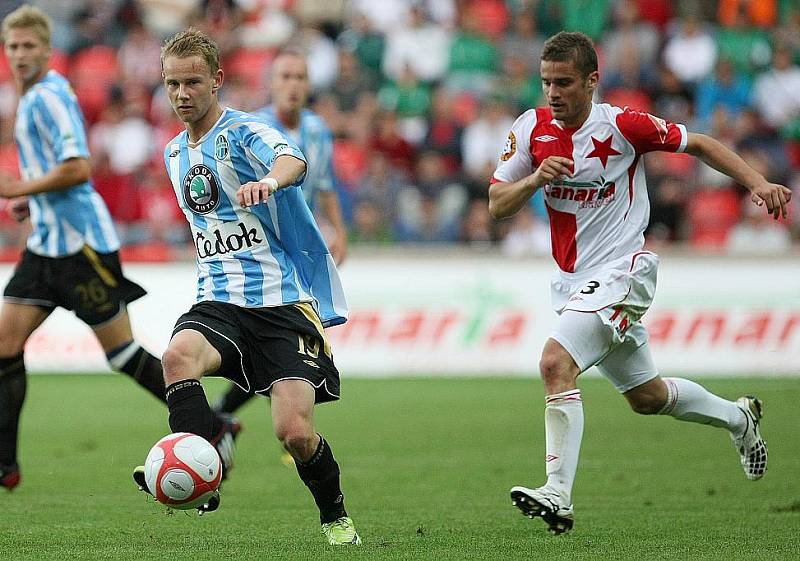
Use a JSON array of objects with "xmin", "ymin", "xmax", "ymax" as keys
[
  {"xmin": 1, "ymin": 4, "xmax": 52, "ymax": 45},
  {"xmin": 161, "ymin": 28, "xmax": 220, "ymax": 75}
]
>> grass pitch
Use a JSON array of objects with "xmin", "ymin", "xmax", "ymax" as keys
[{"xmin": 1, "ymin": 375, "xmax": 798, "ymax": 560}]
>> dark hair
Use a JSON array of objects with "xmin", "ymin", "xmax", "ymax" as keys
[{"xmin": 541, "ymin": 31, "xmax": 597, "ymax": 77}]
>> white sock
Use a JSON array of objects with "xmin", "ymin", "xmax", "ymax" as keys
[
  {"xmin": 659, "ymin": 377, "xmax": 746, "ymax": 435},
  {"xmin": 543, "ymin": 389, "xmax": 583, "ymax": 505}
]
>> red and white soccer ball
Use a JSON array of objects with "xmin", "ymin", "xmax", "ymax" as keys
[{"xmin": 144, "ymin": 433, "xmax": 222, "ymax": 510}]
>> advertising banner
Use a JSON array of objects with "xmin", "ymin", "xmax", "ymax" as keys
[{"xmin": 4, "ymin": 254, "xmax": 799, "ymax": 376}]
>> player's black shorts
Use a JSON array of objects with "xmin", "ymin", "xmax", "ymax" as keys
[
  {"xmin": 172, "ymin": 300, "xmax": 341, "ymax": 404},
  {"xmin": 3, "ymin": 247, "xmax": 147, "ymax": 326}
]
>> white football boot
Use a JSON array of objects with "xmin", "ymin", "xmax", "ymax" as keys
[
  {"xmin": 510, "ymin": 485, "xmax": 574, "ymax": 534},
  {"xmin": 731, "ymin": 396, "xmax": 768, "ymax": 480}
]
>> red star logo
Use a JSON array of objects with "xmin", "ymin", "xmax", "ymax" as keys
[{"xmin": 586, "ymin": 135, "xmax": 621, "ymax": 168}]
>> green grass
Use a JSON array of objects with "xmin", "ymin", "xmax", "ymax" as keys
[{"xmin": 1, "ymin": 375, "xmax": 799, "ymax": 560}]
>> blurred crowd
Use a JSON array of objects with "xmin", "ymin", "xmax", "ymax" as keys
[{"xmin": 0, "ymin": 0, "xmax": 798, "ymax": 260}]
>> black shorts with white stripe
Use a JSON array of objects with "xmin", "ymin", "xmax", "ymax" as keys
[{"xmin": 172, "ymin": 300, "xmax": 340, "ymax": 404}]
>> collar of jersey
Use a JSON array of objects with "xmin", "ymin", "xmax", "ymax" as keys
[{"xmin": 187, "ymin": 106, "xmax": 230, "ymax": 148}]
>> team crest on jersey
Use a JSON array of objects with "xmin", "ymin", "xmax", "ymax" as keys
[
  {"xmin": 183, "ymin": 164, "xmax": 220, "ymax": 214},
  {"xmin": 500, "ymin": 131, "xmax": 516, "ymax": 161},
  {"xmin": 214, "ymin": 134, "xmax": 229, "ymax": 160}
]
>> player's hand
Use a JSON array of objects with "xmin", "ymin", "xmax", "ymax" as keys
[
  {"xmin": 236, "ymin": 181, "xmax": 273, "ymax": 208},
  {"xmin": 531, "ymin": 156, "xmax": 574, "ymax": 188},
  {"xmin": 328, "ymin": 229, "xmax": 347, "ymax": 266},
  {"xmin": 750, "ymin": 182, "xmax": 792, "ymax": 220},
  {"xmin": 6, "ymin": 197, "xmax": 29, "ymax": 222}
]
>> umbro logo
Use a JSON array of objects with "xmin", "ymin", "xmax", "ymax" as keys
[
  {"xmin": 169, "ymin": 149, "xmax": 180, "ymax": 158},
  {"xmin": 546, "ymin": 454, "xmax": 559, "ymax": 462},
  {"xmin": 535, "ymin": 135, "xmax": 558, "ymax": 142}
]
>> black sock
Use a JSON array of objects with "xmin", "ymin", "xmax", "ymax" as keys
[
  {"xmin": 0, "ymin": 354, "xmax": 26, "ymax": 466},
  {"xmin": 295, "ymin": 435, "xmax": 347, "ymax": 524},
  {"xmin": 165, "ymin": 380, "xmax": 213, "ymax": 440},
  {"xmin": 107, "ymin": 342, "xmax": 166, "ymax": 404},
  {"xmin": 213, "ymin": 384, "xmax": 253, "ymax": 414},
  {"xmin": 209, "ymin": 411, "xmax": 225, "ymax": 445}
]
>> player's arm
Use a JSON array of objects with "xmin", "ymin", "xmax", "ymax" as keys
[
  {"xmin": 488, "ymin": 156, "xmax": 573, "ymax": 219},
  {"xmin": 1, "ymin": 157, "xmax": 91, "ymax": 221},
  {"xmin": 0, "ymin": 157, "xmax": 91, "ymax": 199},
  {"xmin": 315, "ymin": 124, "xmax": 347, "ymax": 264},
  {"xmin": 684, "ymin": 133, "xmax": 792, "ymax": 220},
  {"xmin": 237, "ymin": 154, "xmax": 307, "ymax": 207},
  {"xmin": 316, "ymin": 190, "xmax": 347, "ymax": 265}
]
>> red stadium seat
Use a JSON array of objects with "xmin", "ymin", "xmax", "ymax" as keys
[
  {"xmin": 687, "ymin": 187, "xmax": 741, "ymax": 249},
  {"xmin": 69, "ymin": 45, "xmax": 119, "ymax": 83},
  {"xmin": 452, "ymin": 92, "xmax": 479, "ymax": 127},
  {"xmin": 786, "ymin": 141, "xmax": 800, "ymax": 168},
  {"xmin": 69, "ymin": 46, "xmax": 119, "ymax": 123},
  {"xmin": 49, "ymin": 49, "xmax": 69, "ymax": 75},
  {"xmin": 93, "ymin": 171, "xmax": 143, "ymax": 223},
  {"xmin": 332, "ymin": 139, "xmax": 368, "ymax": 187},
  {"xmin": 467, "ymin": 0, "xmax": 510, "ymax": 39},
  {"xmin": 656, "ymin": 151, "xmax": 695, "ymax": 178},
  {"xmin": 224, "ymin": 47, "xmax": 275, "ymax": 90},
  {"xmin": 634, "ymin": 0, "xmax": 673, "ymax": 30},
  {"xmin": 72, "ymin": 82, "xmax": 111, "ymax": 123},
  {"xmin": 120, "ymin": 241, "xmax": 173, "ymax": 262},
  {"xmin": 604, "ymin": 88, "xmax": 652, "ymax": 114},
  {"xmin": 0, "ymin": 50, "xmax": 10, "ymax": 83}
]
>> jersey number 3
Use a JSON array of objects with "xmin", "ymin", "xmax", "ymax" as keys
[{"xmin": 580, "ymin": 280, "xmax": 600, "ymax": 295}]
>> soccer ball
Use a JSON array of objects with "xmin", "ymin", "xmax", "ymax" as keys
[{"xmin": 143, "ymin": 432, "xmax": 222, "ymax": 510}]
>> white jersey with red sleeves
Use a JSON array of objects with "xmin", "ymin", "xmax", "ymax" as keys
[{"xmin": 492, "ymin": 102, "xmax": 687, "ymax": 273}]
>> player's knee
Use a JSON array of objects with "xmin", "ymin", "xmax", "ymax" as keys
[
  {"xmin": 161, "ymin": 345, "xmax": 195, "ymax": 384},
  {"xmin": 539, "ymin": 353, "xmax": 571, "ymax": 386},
  {"xmin": 275, "ymin": 422, "xmax": 314, "ymax": 456}
]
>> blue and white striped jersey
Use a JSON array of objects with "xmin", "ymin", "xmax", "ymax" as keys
[
  {"xmin": 14, "ymin": 70, "xmax": 119, "ymax": 257},
  {"xmin": 164, "ymin": 107, "xmax": 347, "ymax": 327},
  {"xmin": 258, "ymin": 106, "xmax": 335, "ymax": 211}
]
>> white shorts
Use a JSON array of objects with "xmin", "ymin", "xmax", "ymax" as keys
[
  {"xmin": 549, "ymin": 251, "xmax": 660, "ymax": 392},
  {"xmin": 551, "ymin": 312, "xmax": 658, "ymax": 393}
]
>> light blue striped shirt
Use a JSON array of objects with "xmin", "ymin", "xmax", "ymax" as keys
[
  {"xmin": 258, "ymin": 106, "xmax": 335, "ymax": 211},
  {"xmin": 164, "ymin": 107, "xmax": 347, "ymax": 327},
  {"xmin": 14, "ymin": 70, "xmax": 119, "ymax": 257}
]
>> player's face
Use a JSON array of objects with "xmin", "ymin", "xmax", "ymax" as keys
[
  {"xmin": 270, "ymin": 55, "xmax": 309, "ymax": 115},
  {"xmin": 3, "ymin": 27, "xmax": 50, "ymax": 92},
  {"xmin": 162, "ymin": 54, "xmax": 223, "ymax": 127},
  {"xmin": 540, "ymin": 59, "xmax": 598, "ymax": 127}
]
